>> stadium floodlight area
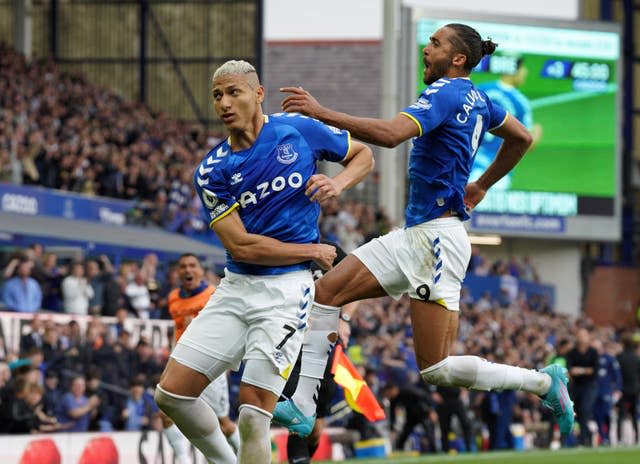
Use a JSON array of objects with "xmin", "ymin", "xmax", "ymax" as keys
[{"xmin": 408, "ymin": 10, "xmax": 621, "ymax": 241}]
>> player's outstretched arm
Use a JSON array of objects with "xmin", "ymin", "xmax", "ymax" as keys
[
  {"xmin": 306, "ymin": 141, "xmax": 374, "ymax": 204},
  {"xmin": 212, "ymin": 210, "xmax": 336, "ymax": 270},
  {"xmin": 280, "ymin": 87, "xmax": 418, "ymax": 148},
  {"xmin": 466, "ymin": 115, "xmax": 532, "ymax": 210}
]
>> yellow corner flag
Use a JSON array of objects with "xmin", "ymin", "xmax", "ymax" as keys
[{"xmin": 331, "ymin": 345, "xmax": 385, "ymax": 422}]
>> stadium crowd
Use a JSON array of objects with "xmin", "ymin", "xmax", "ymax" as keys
[
  {"xmin": 0, "ymin": 43, "xmax": 221, "ymax": 235},
  {"xmin": 1, "ymin": 242, "xmax": 638, "ymax": 454}
]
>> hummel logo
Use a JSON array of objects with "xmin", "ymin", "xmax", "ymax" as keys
[
  {"xmin": 199, "ymin": 165, "xmax": 213, "ymax": 176},
  {"xmin": 206, "ymin": 155, "xmax": 221, "ymax": 165},
  {"xmin": 230, "ymin": 172, "xmax": 243, "ymax": 185},
  {"xmin": 217, "ymin": 146, "xmax": 229, "ymax": 157}
]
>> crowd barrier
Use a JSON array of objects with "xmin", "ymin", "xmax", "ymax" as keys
[{"xmin": 0, "ymin": 312, "xmax": 175, "ymax": 354}]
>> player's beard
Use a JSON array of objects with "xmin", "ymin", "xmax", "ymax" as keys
[{"xmin": 423, "ymin": 57, "xmax": 453, "ymax": 85}]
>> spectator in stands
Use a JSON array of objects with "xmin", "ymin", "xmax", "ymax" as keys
[
  {"xmin": 566, "ymin": 328, "xmax": 599, "ymax": 446},
  {"xmin": 593, "ymin": 338, "xmax": 622, "ymax": 445},
  {"xmin": 85, "ymin": 368, "xmax": 118, "ymax": 432},
  {"xmin": 113, "ymin": 329, "xmax": 134, "ymax": 385},
  {"xmin": 507, "ymin": 255, "xmax": 521, "ymax": 279},
  {"xmin": 616, "ymin": 333, "xmax": 639, "ymax": 445},
  {"xmin": 86, "ymin": 259, "xmax": 105, "ymax": 315},
  {"xmin": 66, "ymin": 320, "xmax": 83, "ymax": 351},
  {"xmin": 109, "ymin": 307, "xmax": 130, "ymax": 340},
  {"xmin": 57, "ymin": 375, "xmax": 101, "ymax": 432},
  {"xmin": 474, "ymin": 290, "xmax": 494, "ymax": 312},
  {"xmin": 481, "ymin": 352, "xmax": 518, "ymax": 450},
  {"xmin": 40, "ymin": 252, "xmax": 64, "ymax": 312},
  {"xmin": 132, "ymin": 340, "xmax": 161, "ymax": 382},
  {"xmin": 94, "ymin": 255, "xmax": 121, "ymax": 317},
  {"xmin": 434, "ymin": 386, "xmax": 473, "ymax": 453},
  {"xmin": 1, "ymin": 255, "xmax": 42, "ymax": 312},
  {"xmin": 499, "ymin": 266, "xmax": 519, "ymax": 306},
  {"xmin": 381, "ymin": 382, "xmax": 438, "ymax": 453},
  {"xmin": 547, "ymin": 338, "xmax": 572, "ymax": 369},
  {"xmin": 141, "ymin": 253, "xmax": 163, "ymax": 318},
  {"xmin": 24, "ymin": 347, "xmax": 45, "ymax": 386},
  {"xmin": 62, "ymin": 261, "xmax": 94, "ymax": 315},
  {"xmin": 520, "ymin": 255, "xmax": 539, "ymax": 282},
  {"xmin": 6, "ymin": 377, "xmax": 59, "ymax": 434},
  {"xmin": 157, "ymin": 263, "xmax": 180, "ymax": 320},
  {"xmin": 22, "ymin": 245, "xmax": 44, "ymax": 277},
  {"xmin": 122, "ymin": 374, "xmax": 158, "ymax": 431},
  {"xmin": 125, "ymin": 272, "xmax": 152, "ymax": 319},
  {"xmin": 42, "ymin": 370, "xmax": 63, "ymax": 419},
  {"xmin": 42, "ymin": 324, "xmax": 65, "ymax": 374},
  {"xmin": 19, "ymin": 315, "xmax": 43, "ymax": 355},
  {"xmin": 0, "ymin": 44, "xmax": 230, "ymax": 236}
]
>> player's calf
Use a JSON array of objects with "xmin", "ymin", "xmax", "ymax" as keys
[
  {"xmin": 155, "ymin": 386, "xmax": 235, "ymax": 464},
  {"xmin": 237, "ymin": 404, "xmax": 273, "ymax": 464},
  {"xmin": 291, "ymin": 302, "xmax": 339, "ymax": 416}
]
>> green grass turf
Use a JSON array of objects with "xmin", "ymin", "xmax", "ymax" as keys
[
  {"xmin": 317, "ymin": 446, "xmax": 640, "ymax": 464},
  {"xmin": 508, "ymin": 92, "xmax": 616, "ymax": 197}
]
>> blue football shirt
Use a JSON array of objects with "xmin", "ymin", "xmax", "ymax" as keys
[
  {"xmin": 401, "ymin": 77, "xmax": 508, "ymax": 226},
  {"xmin": 194, "ymin": 113, "xmax": 351, "ymax": 275}
]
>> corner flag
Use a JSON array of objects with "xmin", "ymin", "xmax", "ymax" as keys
[{"xmin": 331, "ymin": 345, "xmax": 385, "ymax": 422}]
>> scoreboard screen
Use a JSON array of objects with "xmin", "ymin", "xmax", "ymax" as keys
[{"xmin": 414, "ymin": 17, "xmax": 621, "ymax": 240}]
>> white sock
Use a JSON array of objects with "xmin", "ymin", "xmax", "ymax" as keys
[
  {"xmin": 227, "ymin": 426, "xmax": 240, "ymax": 452},
  {"xmin": 422, "ymin": 356, "xmax": 551, "ymax": 396},
  {"xmin": 292, "ymin": 302, "xmax": 340, "ymax": 416},
  {"xmin": 191, "ymin": 430, "xmax": 236, "ymax": 464},
  {"xmin": 237, "ymin": 404, "xmax": 273, "ymax": 464},
  {"xmin": 155, "ymin": 386, "xmax": 236, "ymax": 464},
  {"xmin": 163, "ymin": 424, "xmax": 192, "ymax": 463}
]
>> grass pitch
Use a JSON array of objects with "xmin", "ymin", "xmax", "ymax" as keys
[{"xmin": 318, "ymin": 446, "xmax": 640, "ymax": 464}]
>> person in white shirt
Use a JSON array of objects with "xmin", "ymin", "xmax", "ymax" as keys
[
  {"xmin": 125, "ymin": 272, "xmax": 151, "ymax": 319},
  {"xmin": 61, "ymin": 262, "xmax": 94, "ymax": 315}
]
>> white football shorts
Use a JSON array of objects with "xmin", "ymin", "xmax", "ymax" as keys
[
  {"xmin": 200, "ymin": 374, "xmax": 231, "ymax": 418},
  {"xmin": 352, "ymin": 217, "xmax": 471, "ymax": 311},
  {"xmin": 172, "ymin": 269, "xmax": 314, "ymax": 396}
]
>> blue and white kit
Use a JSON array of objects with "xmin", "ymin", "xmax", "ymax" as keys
[
  {"xmin": 173, "ymin": 113, "xmax": 353, "ymax": 394},
  {"xmin": 353, "ymin": 77, "xmax": 508, "ymax": 309}
]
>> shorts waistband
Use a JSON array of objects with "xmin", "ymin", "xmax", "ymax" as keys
[
  {"xmin": 224, "ymin": 268, "xmax": 312, "ymax": 281},
  {"xmin": 409, "ymin": 216, "xmax": 464, "ymax": 230}
]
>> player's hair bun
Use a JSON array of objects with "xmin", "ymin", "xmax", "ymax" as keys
[{"xmin": 481, "ymin": 39, "xmax": 498, "ymax": 56}]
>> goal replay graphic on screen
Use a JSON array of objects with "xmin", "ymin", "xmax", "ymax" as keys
[{"xmin": 414, "ymin": 17, "xmax": 621, "ymax": 240}]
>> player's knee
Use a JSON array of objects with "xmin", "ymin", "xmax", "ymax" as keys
[
  {"xmin": 154, "ymin": 386, "xmax": 171, "ymax": 414},
  {"xmin": 155, "ymin": 385, "xmax": 193, "ymax": 418},
  {"xmin": 421, "ymin": 356, "xmax": 479, "ymax": 388},
  {"xmin": 420, "ymin": 357, "xmax": 452, "ymax": 386},
  {"xmin": 238, "ymin": 404, "xmax": 272, "ymax": 442},
  {"xmin": 219, "ymin": 417, "xmax": 236, "ymax": 437},
  {"xmin": 153, "ymin": 385, "xmax": 171, "ymax": 417}
]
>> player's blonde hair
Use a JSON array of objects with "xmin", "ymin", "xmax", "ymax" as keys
[{"xmin": 213, "ymin": 60, "xmax": 257, "ymax": 81}]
